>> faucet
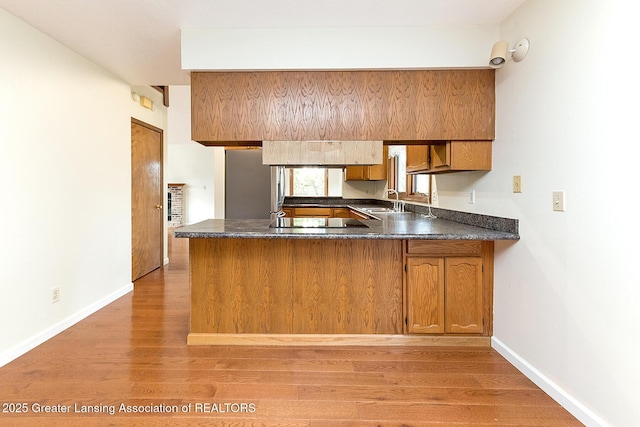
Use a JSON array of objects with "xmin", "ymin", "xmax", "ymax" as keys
[{"xmin": 386, "ymin": 189, "xmax": 400, "ymax": 211}]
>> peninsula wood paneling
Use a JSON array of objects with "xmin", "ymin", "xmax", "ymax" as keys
[
  {"xmin": 191, "ymin": 70, "xmax": 495, "ymax": 144},
  {"xmin": 189, "ymin": 238, "xmax": 294, "ymax": 334},
  {"xmin": 293, "ymin": 239, "xmax": 403, "ymax": 334},
  {"xmin": 189, "ymin": 238, "xmax": 403, "ymax": 335}
]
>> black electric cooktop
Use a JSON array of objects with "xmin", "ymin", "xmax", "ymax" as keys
[{"xmin": 269, "ymin": 217, "xmax": 369, "ymax": 229}]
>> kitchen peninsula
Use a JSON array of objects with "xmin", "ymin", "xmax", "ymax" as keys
[{"xmin": 174, "ymin": 202, "xmax": 519, "ymax": 347}]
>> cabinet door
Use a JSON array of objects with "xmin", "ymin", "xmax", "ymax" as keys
[
  {"xmin": 445, "ymin": 257, "xmax": 484, "ymax": 333},
  {"xmin": 332, "ymin": 208, "xmax": 351, "ymax": 218},
  {"xmin": 345, "ymin": 165, "xmax": 367, "ymax": 181},
  {"xmin": 406, "ymin": 145, "xmax": 429, "ymax": 174},
  {"xmin": 430, "ymin": 143, "xmax": 451, "ymax": 170},
  {"xmin": 428, "ymin": 141, "xmax": 492, "ymax": 173},
  {"xmin": 366, "ymin": 145, "xmax": 389, "ymax": 180},
  {"xmin": 293, "ymin": 207, "xmax": 332, "ymax": 217},
  {"xmin": 345, "ymin": 146, "xmax": 388, "ymax": 180},
  {"xmin": 406, "ymin": 257, "xmax": 445, "ymax": 333}
]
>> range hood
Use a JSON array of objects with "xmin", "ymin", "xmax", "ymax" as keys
[{"xmin": 262, "ymin": 140, "xmax": 383, "ymax": 166}]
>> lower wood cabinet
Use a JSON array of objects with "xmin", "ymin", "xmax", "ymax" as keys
[
  {"xmin": 405, "ymin": 257, "xmax": 445, "ymax": 333},
  {"xmin": 288, "ymin": 207, "xmax": 332, "ymax": 217},
  {"xmin": 283, "ymin": 206, "xmax": 373, "ymax": 219},
  {"xmin": 444, "ymin": 257, "xmax": 484, "ymax": 333},
  {"xmin": 187, "ymin": 236, "xmax": 494, "ymax": 345},
  {"xmin": 404, "ymin": 240, "xmax": 492, "ymax": 336}
]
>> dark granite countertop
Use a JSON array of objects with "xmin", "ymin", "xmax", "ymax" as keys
[{"xmin": 174, "ymin": 198, "xmax": 519, "ymax": 240}]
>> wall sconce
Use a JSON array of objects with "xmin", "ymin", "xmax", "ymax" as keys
[
  {"xmin": 131, "ymin": 91, "xmax": 154, "ymax": 110},
  {"xmin": 489, "ymin": 38, "xmax": 530, "ymax": 68}
]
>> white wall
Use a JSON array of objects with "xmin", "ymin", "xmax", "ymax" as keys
[
  {"xmin": 343, "ymin": 179, "xmax": 387, "ymax": 199},
  {"xmin": 0, "ymin": 8, "xmax": 133, "ymax": 365},
  {"xmin": 167, "ymin": 144, "xmax": 217, "ymax": 224},
  {"xmin": 166, "ymin": 85, "xmax": 217, "ymax": 223},
  {"xmin": 182, "ymin": 26, "xmax": 498, "ymax": 71},
  {"xmin": 435, "ymin": 1, "xmax": 639, "ymax": 425}
]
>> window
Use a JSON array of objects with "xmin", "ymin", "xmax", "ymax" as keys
[
  {"xmin": 388, "ymin": 145, "xmax": 432, "ymax": 204},
  {"xmin": 288, "ymin": 168, "xmax": 328, "ymax": 196},
  {"xmin": 414, "ymin": 175, "xmax": 430, "ymax": 195},
  {"xmin": 388, "ymin": 146, "xmax": 406, "ymax": 193}
]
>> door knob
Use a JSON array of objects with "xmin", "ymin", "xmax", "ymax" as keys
[{"xmin": 155, "ymin": 205, "xmax": 163, "ymax": 210}]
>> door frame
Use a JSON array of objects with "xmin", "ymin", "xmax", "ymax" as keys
[{"xmin": 131, "ymin": 117, "xmax": 165, "ymax": 281}]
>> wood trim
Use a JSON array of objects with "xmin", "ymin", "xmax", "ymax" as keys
[
  {"xmin": 482, "ymin": 241, "xmax": 495, "ymax": 336},
  {"xmin": 324, "ymin": 169, "xmax": 329, "ymax": 195},
  {"xmin": 187, "ymin": 333, "xmax": 491, "ymax": 347},
  {"xmin": 151, "ymin": 85, "xmax": 169, "ymax": 107},
  {"xmin": 131, "ymin": 117, "xmax": 163, "ymax": 134},
  {"xmin": 223, "ymin": 146, "xmax": 262, "ymax": 150}
]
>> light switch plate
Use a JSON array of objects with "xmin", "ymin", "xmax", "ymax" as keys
[
  {"xmin": 513, "ymin": 176, "xmax": 522, "ymax": 193},
  {"xmin": 553, "ymin": 191, "xmax": 565, "ymax": 212}
]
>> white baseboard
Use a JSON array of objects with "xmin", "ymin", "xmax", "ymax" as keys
[
  {"xmin": 0, "ymin": 283, "xmax": 133, "ymax": 368},
  {"xmin": 491, "ymin": 336, "xmax": 608, "ymax": 427}
]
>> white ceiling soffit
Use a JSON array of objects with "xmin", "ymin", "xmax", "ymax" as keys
[
  {"xmin": 0, "ymin": 0, "xmax": 526, "ymax": 85},
  {"xmin": 182, "ymin": 26, "xmax": 497, "ymax": 71}
]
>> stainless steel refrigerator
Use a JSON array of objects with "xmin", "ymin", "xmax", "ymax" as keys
[{"xmin": 225, "ymin": 149, "xmax": 272, "ymax": 219}]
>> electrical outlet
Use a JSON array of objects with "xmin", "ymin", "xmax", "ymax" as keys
[
  {"xmin": 52, "ymin": 287, "xmax": 60, "ymax": 304},
  {"xmin": 469, "ymin": 190, "xmax": 476, "ymax": 204},
  {"xmin": 513, "ymin": 176, "xmax": 522, "ymax": 193},
  {"xmin": 553, "ymin": 191, "xmax": 566, "ymax": 212}
]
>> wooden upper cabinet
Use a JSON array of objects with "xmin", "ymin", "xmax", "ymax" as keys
[
  {"xmin": 432, "ymin": 141, "xmax": 492, "ymax": 173},
  {"xmin": 345, "ymin": 145, "xmax": 388, "ymax": 181},
  {"xmin": 191, "ymin": 70, "xmax": 495, "ymax": 145},
  {"xmin": 406, "ymin": 145, "xmax": 429, "ymax": 173},
  {"xmin": 406, "ymin": 141, "xmax": 492, "ymax": 174}
]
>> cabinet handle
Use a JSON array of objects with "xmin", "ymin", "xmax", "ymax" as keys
[{"xmin": 155, "ymin": 205, "xmax": 163, "ymax": 210}]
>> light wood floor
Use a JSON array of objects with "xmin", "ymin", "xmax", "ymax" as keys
[{"xmin": 0, "ymin": 236, "xmax": 582, "ymax": 426}]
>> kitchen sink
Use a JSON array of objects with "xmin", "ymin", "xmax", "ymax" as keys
[{"xmin": 363, "ymin": 207, "xmax": 400, "ymax": 213}]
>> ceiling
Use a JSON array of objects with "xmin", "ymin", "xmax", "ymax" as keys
[{"xmin": 0, "ymin": 0, "xmax": 526, "ymax": 86}]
